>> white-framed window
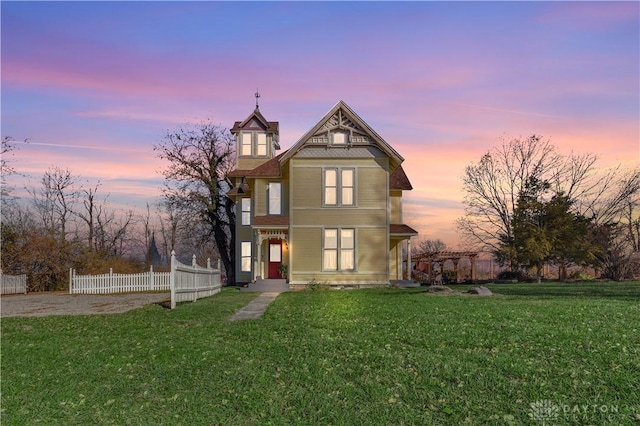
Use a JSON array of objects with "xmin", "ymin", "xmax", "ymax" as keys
[
  {"xmin": 241, "ymin": 133, "xmax": 252, "ymax": 156},
  {"xmin": 241, "ymin": 198, "xmax": 251, "ymax": 225},
  {"xmin": 256, "ymin": 133, "xmax": 267, "ymax": 156},
  {"xmin": 323, "ymin": 228, "xmax": 355, "ymax": 271},
  {"xmin": 241, "ymin": 241, "xmax": 252, "ymax": 272},
  {"xmin": 323, "ymin": 168, "xmax": 355, "ymax": 207},
  {"xmin": 268, "ymin": 182, "xmax": 282, "ymax": 215}
]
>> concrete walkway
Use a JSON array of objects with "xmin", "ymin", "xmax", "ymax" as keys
[{"xmin": 229, "ymin": 292, "xmax": 281, "ymax": 321}]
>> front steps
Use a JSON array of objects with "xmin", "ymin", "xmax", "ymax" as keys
[{"xmin": 240, "ymin": 278, "xmax": 290, "ymax": 293}]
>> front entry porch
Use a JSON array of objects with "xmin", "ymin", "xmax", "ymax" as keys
[{"xmin": 252, "ymin": 228, "xmax": 289, "ymax": 282}]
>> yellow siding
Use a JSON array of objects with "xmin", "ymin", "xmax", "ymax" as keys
[
  {"xmin": 357, "ymin": 167, "xmax": 387, "ymax": 207},
  {"xmin": 390, "ymin": 193, "xmax": 402, "ymax": 223},
  {"xmin": 357, "ymin": 228, "xmax": 388, "ymax": 274},
  {"xmin": 292, "ymin": 209, "xmax": 386, "ymax": 226},
  {"xmin": 291, "ymin": 167, "xmax": 322, "ymax": 208},
  {"xmin": 252, "ymin": 179, "xmax": 267, "ymax": 216},
  {"xmin": 290, "ymin": 228, "xmax": 322, "ymax": 272},
  {"xmin": 237, "ymin": 157, "xmax": 271, "ymax": 171}
]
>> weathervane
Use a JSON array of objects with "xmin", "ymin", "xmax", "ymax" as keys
[{"xmin": 255, "ymin": 89, "xmax": 261, "ymax": 109}]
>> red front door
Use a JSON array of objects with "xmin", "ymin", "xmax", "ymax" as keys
[{"xmin": 268, "ymin": 240, "xmax": 282, "ymax": 279}]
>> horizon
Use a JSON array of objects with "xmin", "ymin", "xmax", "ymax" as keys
[{"xmin": 2, "ymin": 1, "xmax": 638, "ymax": 248}]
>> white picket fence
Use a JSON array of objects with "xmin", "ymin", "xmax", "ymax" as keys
[
  {"xmin": 170, "ymin": 251, "xmax": 221, "ymax": 309},
  {"xmin": 69, "ymin": 266, "xmax": 170, "ymax": 294},
  {"xmin": 69, "ymin": 252, "xmax": 221, "ymax": 310},
  {"xmin": 1, "ymin": 271, "xmax": 28, "ymax": 295}
]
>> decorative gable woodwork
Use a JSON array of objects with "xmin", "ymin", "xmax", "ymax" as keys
[
  {"xmin": 282, "ymin": 101, "xmax": 404, "ymax": 172},
  {"xmin": 308, "ymin": 108, "xmax": 373, "ymax": 145}
]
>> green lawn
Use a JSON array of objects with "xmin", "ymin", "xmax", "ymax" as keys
[{"xmin": 2, "ymin": 282, "xmax": 639, "ymax": 425}]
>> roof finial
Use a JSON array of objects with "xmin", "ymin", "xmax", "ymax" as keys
[{"xmin": 254, "ymin": 89, "xmax": 261, "ymax": 110}]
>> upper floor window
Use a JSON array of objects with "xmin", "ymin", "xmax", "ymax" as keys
[
  {"xmin": 256, "ymin": 133, "xmax": 267, "ymax": 156},
  {"xmin": 240, "ymin": 132, "xmax": 268, "ymax": 157},
  {"xmin": 241, "ymin": 133, "xmax": 252, "ymax": 156},
  {"xmin": 241, "ymin": 198, "xmax": 251, "ymax": 225},
  {"xmin": 323, "ymin": 168, "xmax": 355, "ymax": 207},
  {"xmin": 268, "ymin": 182, "xmax": 282, "ymax": 215}
]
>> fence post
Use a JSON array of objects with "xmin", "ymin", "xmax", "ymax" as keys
[
  {"xmin": 150, "ymin": 265, "xmax": 154, "ymax": 291},
  {"xmin": 192, "ymin": 254, "xmax": 197, "ymax": 302},
  {"xmin": 69, "ymin": 268, "xmax": 73, "ymax": 294},
  {"xmin": 217, "ymin": 259, "xmax": 221, "ymax": 271},
  {"xmin": 170, "ymin": 251, "xmax": 176, "ymax": 309},
  {"xmin": 207, "ymin": 258, "xmax": 211, "ymax": 269}
]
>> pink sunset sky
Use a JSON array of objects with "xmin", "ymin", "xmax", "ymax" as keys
[{"xmin": 2, "ymin": 2, "xmax": 638, "ymax": 248}]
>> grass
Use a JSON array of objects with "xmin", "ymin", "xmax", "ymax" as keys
[{"xmin": 2, "ymin": 282, "xmax": 639, "ymax": 425}]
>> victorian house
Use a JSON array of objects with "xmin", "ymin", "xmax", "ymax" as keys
[{"xmin": 228, "ymin": 100, "xmax": 417, "ymax": 288}]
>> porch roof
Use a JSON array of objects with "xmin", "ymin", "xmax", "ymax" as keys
[
  {"xmin": 253, "ymin": 216, "xmax": 290, "ymax": 227},
  {"xmin": 390, "ymin": 224, "xmax": 419, "ymax": 236}
]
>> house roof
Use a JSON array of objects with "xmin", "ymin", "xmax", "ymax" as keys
[
  {"xmin": 390, "ymin": 165, "xmax": 413, "ymax": 190},
  {"xmin": 231, "ymin": 107, "xmax": 279, "ymax": 133},
  {"xmin": 253, "ymin": 216, "xmax": 290, "ymax": 227},
  {"xmin": 280, "ymin": 101, "xmax": 404, "ymax": 170},
  {"xmin": 390, "ymin": 224, "xmax": 419, "ymax": 236},
  {"xmin": 228, "ymin": 151, "xmax": 287, "ymax": 178}
]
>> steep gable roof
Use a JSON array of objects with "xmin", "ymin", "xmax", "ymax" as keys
[
  {"xmin": 280, "ymin": 101, "xmax": 404, "ymax": 171},
  {"xmin": 231, "ymin": 107, "xmax": 279, "ymax": 133}
]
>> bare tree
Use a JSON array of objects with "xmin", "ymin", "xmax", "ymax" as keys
[
  {"xmin": 416, "ymin": 238, "xmax": 448, "ymax": 254},
  {"xmin": 157, "ymin": 199, "xmax": 181, "ymax": 264},
  {"xmin": 94, "ymin": 208, "xmax": 136, "ymax": 257},
  {"xmin": 457, "ymin": 135, "xmax": 622, "ymax": 269},
  {"xmin": 155, "ymin": 121, "xmax": 236, "ymax": 284},
  {"xmin": 73, "ymin": 180, "xmax": 105, "ymax": 252},
  {"xmin": 29, "ymin": 166, "xmax": 79, "ymax": 242},
  {"xmin": 1, "ymin": 136, "xmax": 21, "ymax": 198}
]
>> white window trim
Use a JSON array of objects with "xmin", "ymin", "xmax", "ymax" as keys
[{"xmin": 323, "ymin": 167, "xmax": 356, "ymax": 207}]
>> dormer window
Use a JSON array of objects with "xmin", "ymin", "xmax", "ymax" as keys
[
  {"xmin": 256, "ymin": 133, "xmax": 267, "ymax": 156},
  {"xmin": 241, "ymin": 133, "xmax": 252, "ymax": 156},
  {"xmin": 239, "ymin": 132, "xmax": 269, "ymax": 157},
  {"xmin": 332, "ymin": 131, "xmax": 349, "ymax": 145}
]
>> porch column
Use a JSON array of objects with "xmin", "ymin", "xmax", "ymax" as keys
[
  {"xmin": 470, "ymin": 255, "xmax": 477, "ymax": 283},
  {"xmin": 254, "ymin": 231, "xmax": 262, "ymax": 281},
  {"xmin": 407, "ymin": 238, "xmax": 412, "ymax": 281},
  {"xmin": 452, "ymin": 258, "xmax": 459, "ymax": 284}
]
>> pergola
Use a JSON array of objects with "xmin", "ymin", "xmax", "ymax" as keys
[{"xmin": 410, "ymin": 251, "xmax": 479, "ymax": 284}]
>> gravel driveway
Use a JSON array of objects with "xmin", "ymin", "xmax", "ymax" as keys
[{"xmin": 1, "ymin": 292, "xmax": 170, "ymax": 318}]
